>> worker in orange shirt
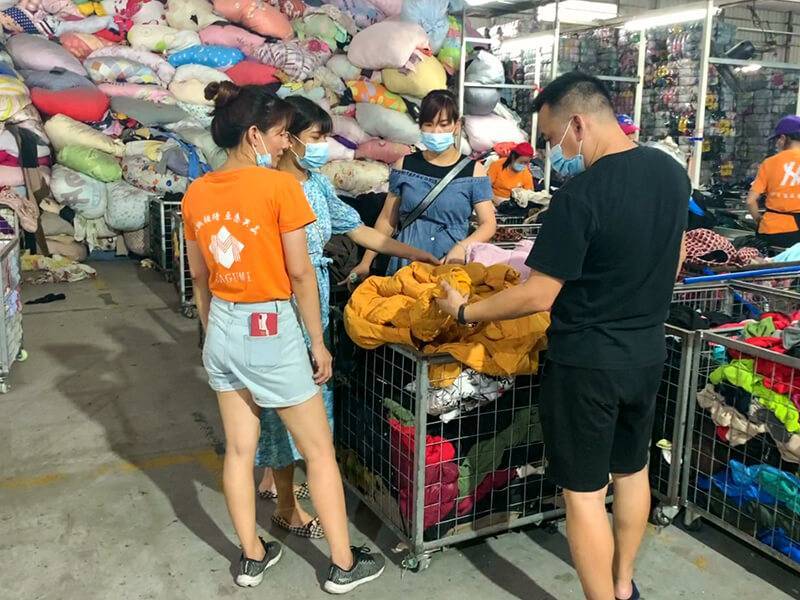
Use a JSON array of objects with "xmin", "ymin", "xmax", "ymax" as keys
[
  {"xmin": 487, "ymin": 141, "xmax": 535, "ymax": 211},
  {"xmin": 747, "ymin": 115, "xmax": 800, "ymax": 248}
]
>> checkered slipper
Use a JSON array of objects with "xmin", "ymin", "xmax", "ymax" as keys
[
  {"xmin": 271, "ymin": 514, "xmax": 325, "ymax": 539},
  {"xmin": 258, "ymin": 489, "xmax": 278, "ymax": 501},
  {"xmin": 294, "ymin": 482, "xmax": 310, "ymax": 500}
]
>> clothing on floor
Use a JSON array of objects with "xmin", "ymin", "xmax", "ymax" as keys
[{"xmin": 526, "ymin": 145, "xmax": 689, "ymax": 369}]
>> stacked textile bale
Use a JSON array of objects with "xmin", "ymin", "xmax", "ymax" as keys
[{"xmin": 0, "ymin": 0, "xmax": 528, "ymax": 263}]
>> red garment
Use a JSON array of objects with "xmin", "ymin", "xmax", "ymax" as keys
[
  {"xmin": 390, "ymin": 419, "xmax": 459, "ymax": 530},
  {"xmin": 716, "ymin": 426, "xmax": 730, "ymax": 443},
  {"xmin": 761, "ymin": 312, "xmax": 791, "ymax": 330},
  {"xmin": 457, "ymin": 469, "xmax": 516, "ymax": 516},
  {"xmin": 730, "ymin": 338, "xmax": 800, "ymax": 397},
  {"xmin": 745, "ymin": 337, "xmax": 785, "ymax": 352}
]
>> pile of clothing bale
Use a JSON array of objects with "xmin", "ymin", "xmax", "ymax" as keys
[{"xmin": 0, "ymin": 0, "xmax": 529, "ymax": 264}]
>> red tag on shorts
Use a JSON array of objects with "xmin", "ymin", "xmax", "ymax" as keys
[{"xmin": 250, "ymin": 312, "xmax": 278, "ymax": 337}]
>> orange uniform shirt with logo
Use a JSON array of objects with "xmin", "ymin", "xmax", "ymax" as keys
[
  {"xmin": 487, "ymin": 159, "xmax": 534, "ymax": 200},
  {"xmin": 182, "ymin": 167, "xmax": 316, "ymax": 303},
  {"xmin": 752, "ymin": 148, "xmax": 800, "ymax": 234}
]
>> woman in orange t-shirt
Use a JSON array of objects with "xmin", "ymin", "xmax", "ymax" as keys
[
  {"xmin": 486, "ymin": 142, "xmax": 535, "ymax": 209},
  {"xmin": 182, "ymin": 82, "xmax": 384, "ymax": 592}
]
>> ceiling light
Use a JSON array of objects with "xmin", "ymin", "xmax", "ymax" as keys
[
  {"xmin": 622, "ymin": 7, "xmax": 716, "ymax": 31},
  {"xmin": 500, "ymin": 32, "xmax": 556, "ymax": 53},
  {"xmin": 538, "ymin": 1, "xmax": 618, "ymax": 25}
]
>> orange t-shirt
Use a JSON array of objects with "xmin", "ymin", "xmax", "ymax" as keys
[
  {"xmin": 487, "ymin": 159, "xmax": 534, "ymax": 200},
  {"xmin": 752, "ymin": 148, "xmax": 800, "ymax": 234},
  {"xmin": 182, "ymin": 167, "xmax": 315, "ymax": 303}
]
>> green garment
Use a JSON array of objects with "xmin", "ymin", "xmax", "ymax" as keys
[
  {"xmin": 458, "ymin": 406, "xmax": 543, "ymax": 496},
  {"xmin": 383, "ymin": 397, "xmax": 414, "ymax": 426},
  {"xmin": 709, "ymin": 360, "xmax": 799, "ymax": 433},
  {"xmin": 743, "ymin": 317, "xmax": 777, "ymax": 338}
]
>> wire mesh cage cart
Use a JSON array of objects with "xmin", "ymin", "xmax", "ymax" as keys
[
  {"xmin": 148, "ymin": 194, "xmax": 182, "ymax": 280},
  {"xmin": 682, "ymin": 328, "xmax": 800, "ymax": 573},
  {"xmin": 652, "ymin": 280, "xmax": 800, "ymax": 526},
  {"xmin": 170, "ymin": 209, "xmax": 196, "ymax": 319},
  {"xmin": 0, "ymin": 234, "xmax": 24, "ymax": 394},
  {"xmin": 334, "ymin": 340, "xmax": 564, "ymax": 571}
]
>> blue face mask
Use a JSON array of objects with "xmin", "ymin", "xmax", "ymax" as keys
[
  {"xmin": 550, "ymin": 119, "xmax": 585, "ymax": 178},
  {"xmin": 293, "ymin": 136, "xmax": 330, "ymax": 171},
  {"xmin": 253, "ymin": 133, "xmax": 273, "ymax": 169},
  {"xmin": 511, "ymin": 162, "xmax": 526, "ymax": 173},
  {"xmin": 421, "ymin": 131, "xmax": 455, "ymax": 153}
]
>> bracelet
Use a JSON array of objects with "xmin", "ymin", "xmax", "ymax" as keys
[{"xmin": 457, "ymin": 303, "xmax": 469, "ymax": 326}]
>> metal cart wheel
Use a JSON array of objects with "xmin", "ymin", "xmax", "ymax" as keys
[
  {"xmin": 16, "ymin": 349, "xmax": 28, "ymax": 362},
  {"xmin": 683, "ymin": 508, "xmax": 703, "ymax": 532},
  {"xmin": 402, "ymin": 552, "xmax": 432, "ymax": 573},
  {"xmin": 651, "ymin": 506, "xmax": 673, "ymax": 528},
  {"xmin": 0, "ymin": 378, "xmax": 10, "ymax": 394},
  {"xmin": 182, "ymin": 305, "xmax": 198, "ymax": 319}
]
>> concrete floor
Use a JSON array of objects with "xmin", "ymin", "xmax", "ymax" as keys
[{"xmin": 1, "ymin": 261, "xmax": 799, "ymax": 600}]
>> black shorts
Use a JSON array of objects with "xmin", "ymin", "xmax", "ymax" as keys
[{"xmin": 539, "ymin": 361, "xmax": 662, "ymax": 492}]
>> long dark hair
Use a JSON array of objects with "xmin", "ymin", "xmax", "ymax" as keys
[
  {"xmin": 205, "ymin": 81, "xmax": 294, "ymax": 149},
  {"xmin": 503, "ymin": 151, "xmax": 521, "ymax": 170},
  {"xmin": 284, "ymin": 96, "xmax": 333, "ymax": 137}
]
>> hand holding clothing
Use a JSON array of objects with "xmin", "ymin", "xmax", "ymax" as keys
[{"xmin": 436, "ymin": 280, "xmax": 467, "ymax": 320}]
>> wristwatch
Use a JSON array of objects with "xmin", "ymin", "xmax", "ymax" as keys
[{"xmin": 457, "ymin": 303, "xmax": 469, "ymax": 326}]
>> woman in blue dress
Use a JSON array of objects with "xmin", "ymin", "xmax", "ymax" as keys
[
  {"xmin": 256, "ymin": 96, "xmax": 437, "ymax": 537},
  {"xmin": 351, "ymin": 89, "xmax": 496, "ymax": 278}
]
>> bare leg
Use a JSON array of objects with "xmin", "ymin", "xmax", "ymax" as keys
[
  {"xmin": 273, "ymin": 463, "xmax": 315, "ymax": 526},
  {"xmin": 277, "ymin": 393, "xmax": 353, "ymax": 569},
  {"xmin": 217, "ymin": 388, "xmax": 264, "ymax": 560},
  {"xmin": 611, "ymin": 467, "xmax": 650, "ymax": 599},
  {"xmin": 564, "ymin": 487, "xmax": 615, "ymax": 600},
  {"xmin": 257, "ymin": 468, "xmax": 276, "ymax": 496}
]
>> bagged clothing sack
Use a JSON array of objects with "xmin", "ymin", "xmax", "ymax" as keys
[
  {"xmin": 105, "ymin": 179, "xmax": 150, "ymax": 231},
  {"xmin": 399, "ymin": 0, "xmax": 449, "ymax": 54},
  {"xmin": 382, "ymin": 54, "xmax": 447, "ymax": 99},
  {"xmin": 110, "ymin": 96, "xmax": 188, "ymax": 125},
  {"xmin": 465, "ymin": 87, "xmax": 499, "ymax": 116},
  {"xmin": 45, "ymin": 236, "xmax": 89, "ymax": 262},
  {"xmin": 30, "ymin": 86, "xmax": 109, "ymax": 123},
  {"xmin": 167, "ymin": 45, "xmax": 245, "ymax": 69},
  {"xmin": 59, "ymin": 32, "xmax": 114, "ymax": 60},
  {"xmin": 328, "ymin": 0, "xmax": 384, "ymax": 29},
  {"xmin": 169, "ymin": 64, "xmax": 230, "ymax": 105},
  {"xmin": 321, "ymin": 159, "xmax": 389, "ymax": 196},
  {"xmin": 347, "ymin": 19, "xmax": 429, "ymax": 70},
  {"xmin": 199, "ymin": 24, "xmax": 265, "ymax": 56},
  {"xmin": 355, "ymin": 102, "xmax": 420, "ymax": 146},
  {"xmin": 99, "ymin": 82, "xmax": 176, "ymax": 104},
  {"xmin": 356, "ymin": 139, "xmax": 411, "ymax": 164},
  {"xmin": 326, "ymin": 54, "xmax": 375, "ymax": 83},
  {"xmin": 87, "ymin": 46, "xmax": 175, "ymax": 85},
  {"xmin": 121, "ymin": 154, "xmax": 188, "ymax": 193},
  {"xmin": 50, "ymin": 163, "xmax": 108, "ymax": 219},
  {"xmin": 7, "ymin": 33, "xmax": 86, "ymax": 76},
  {"xmin": 464, "ymin": 50, "xmax": 502, "ymax": 115},
  {"xmin": 252, "ymin": 39, "xmax": 331, "ymax": 81},
  {"xmin": 20, "ymin": 68, "xmax": 96, "ymax": 91},
  {"xmin": 328, "ymin": 137, "xmax": 355, "ymax": 161},
  {"xmin": 127, "ymin": 24, "xmax": 201, "ymax": 54},
  {"xmin": 464, "ymin": 114, "xmax": 526, "ymax": 153},
  {"xmin": 0, "ymin": 76, "xmax": 31, "ymax": 122},
  {"xmin": 165, "ymin": 0, "xmax": 221, "ymax": 32},
  {"xmin": 332, "ymin": 115, "xmax": 371, "ymax": 146},
  {"xmin": 44, "ymin": 113, "xmax": 126, "ymax": 156},
  {"xmin": 122, "ymin": 227, "xmax": 148, "ymax": 256},
  {"xmin": 57, "ymin": 145, "xmax": 122, "ymax": 182},
  {"xmin": 437, "ymin": 15, "xmax": 464, "ymax": 74},
  {"xmin": 41, "ymin": 211, "xmax": 75, "ymax": 237},
  {"xmin": 347, "ymin": 80, "xmax": 406, "ymax": 113},
  {"xmin": 368, "ymin": 0, "xmax": 401, "ymax": 17},
  {"xmin": 169, "ymin": 125, "xmax": 226, "ymax": 169},
  {"xmin": 225, "ymin": 60, "xmax": 279, "ymax": 86},
  {"xmin": 212, "ymin": 0, "xmax": 292, "ymax": 39},
  {"xmin": 84, "ymin": 56, "xmax": 160, "ymax": 85}
]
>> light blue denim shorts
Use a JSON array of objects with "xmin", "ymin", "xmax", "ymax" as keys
[{"xmin": 202, "ymin": 297, "xmax": 319, "ymax": 408}]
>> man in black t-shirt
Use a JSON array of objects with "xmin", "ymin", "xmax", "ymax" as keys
[{"xmin": 438, "ymin": 72, "xmax": 688, "ymax": 600}]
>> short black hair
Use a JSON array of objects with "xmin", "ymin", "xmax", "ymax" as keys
[
  {"xmin": 419, "ymin": 89, "xmax": 459, "ymax": 125},
  {"xmin": 785, "ymin": 132, "xmax": 800, "ymax": 142},
  {"xmin": 206, "ymin": 82, "xmax": 294, "ymax": 149},
  {"xmin": 284, "ymin": 95, "xmax": 333, "ymax": 137},
  {"xmin": 503, "ymin": 150, "xmax": 521, "ymax": 170},
  {"xmin": 532, "ymin": 71, "xmax": 614, "ymax": 116}
]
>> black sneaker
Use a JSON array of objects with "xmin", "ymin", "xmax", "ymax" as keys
[
  {"xmin": 324, "ymin": 545, "xmax": 385, "ymax": 595},
  {"xmin": 235, "ymin": 537, "xmax": 282, "ymax": 587}
]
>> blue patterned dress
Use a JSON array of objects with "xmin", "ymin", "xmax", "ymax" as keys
[{"xmin": 255, "ymin": 172, "xmax": 362, "ymax": 468}]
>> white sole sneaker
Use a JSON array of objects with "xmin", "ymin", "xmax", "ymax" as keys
[
  {"xmin": 323, "ymin": 565, "xmax": 385, "ymax": 595},
  {"xmin": 235, "ymin": 546, "xmax": 283, "ymax": 587}
]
